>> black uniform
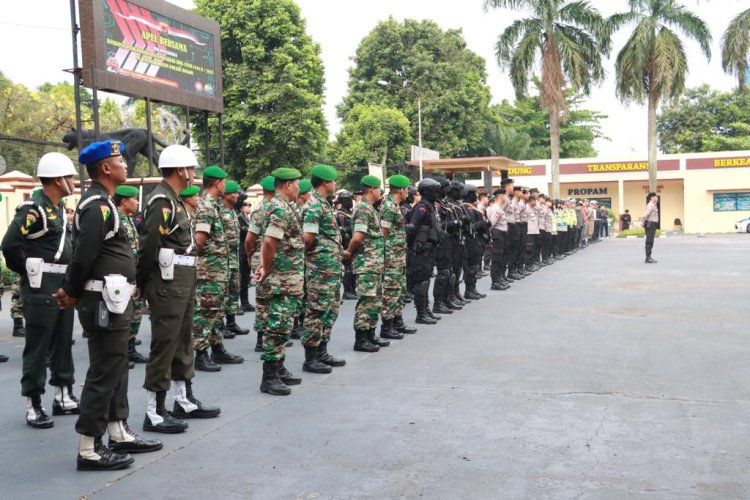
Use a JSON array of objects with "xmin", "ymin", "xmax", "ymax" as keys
[
  {"xmin": 408, "ymin": 199, "xmax": 440, "ymax": 318},
  {"xmin": 64, "ymin": 181, "xmax": 136, "ymax": 439},
  {"xmin": 237, "ymin": 206, "xmax": 252, "ymax": 309},
  {"xmin": 462, "ymin": 202, "xmax": 487, "ymax": 298}
]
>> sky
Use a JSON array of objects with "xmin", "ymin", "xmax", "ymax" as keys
[{"xmin": 0, "ymin": 0, "xmax": 744, "ymax": 159}]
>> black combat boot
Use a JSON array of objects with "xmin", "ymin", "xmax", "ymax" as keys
[
  {"xmin": 225, "ymin": 315, "xmax": 249, "ymax": 335},
  {"xmin": 353, "ymin": 328, "xmax": 380, "ymax": 352},
  {"xmin": 194, "ymin": 349, "xmax": 221, "ymax": 372},
  {"xmin": 393, "ymin": 315, "xmax": 417, "ymax": 334},
  {"xmin": 416, "ymin": 299, "xmax": 438, "ymax": 325},
  {"xmin": 128, "ymin": 337, "xmax": 148, "ymax": 364},
  {"xmin": 143, "ymin": 391, "xmax": 188, "ymax": 434},
  {"xmin": 303, "ymin": 345, "xmax": 332, "ymax": 374},
  {"xmin": 260, "ymin": 361, "xmax": 291, "ymax": 396},
  {"xmin": 432, "ymin": 300, "xmax": 453, "ymax": 315},
  {"xmin": 290, "ymin": 317, "xmax": 303, "ymax": 339},
  {"xmin": 52, "ymin": 385, "xmax": 80, "ymax": 415},
  {"xmin": 242, "ymin": 303, "xmax": 256, "ymax": 312},
  {"xmin": 278, "ymin": 361, "xmax": 302, "ymax": 385},
  {"xmin": 368, "ymin": 327, "xmax": 390, "ymax": 347},
  {"xmin": 254, "ymin": 332, "xmax": 264, "ymax": 352},
  {"xmin": 211, "ymin": 344, "xmax": 244, "ymax": 364},
  {"xmin": 108, "ymin": 420, "xmax": 163, "ymax": 454},
  {"xmin": 379, "ymin": 318, "xmax": 403, "ymax": 340},
  {"xmin": 77, "ymin": 436, "xmax": 134, "ymax": 471},
  {"xmin": 491, "ymin": 280, "xmax": 510, "ymax": 291},
  {"xmin": 12, "ymin": 317, "xmax": 25, "ymax": 337},
  {"xmin": 464, "ymin": 288, "xmax": 484, "ymax": 300},
  {"xmin": 318, "ymin": 341, "xmax": 346, "ymax": 367},
  {"xmin": 220, "ymin": 318, "xmax": 236, "ymax": 339},
  {"xmin": 172, "ymin": 380, "xmax": 222, "ymax": 419},
  {"xmin": 0, "ymin": 354, "xmax": 8, "ymax": 362},
  {"xmin": 26, "ymin": 395, "xmax": 53, "ymax": 429},
  {"xmin": 343, "ymin": 290, "xmax": 358, "ymax": 300}
]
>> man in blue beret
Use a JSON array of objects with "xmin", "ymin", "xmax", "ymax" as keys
[{"xmin": 54, "ymin": 140, "xmax": 162, "ymax": 470}]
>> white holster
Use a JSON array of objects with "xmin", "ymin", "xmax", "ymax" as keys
[
  {"xmin": 25, "ymin": 257, "xmax": 44, "ymax": 289},
  {"xmin": 101, "ymin": 274, "xmax": 134, "ymax": 314},
  {"xmin": 158, "ymin": 248, "xmax": 175, "ymax": 281}
]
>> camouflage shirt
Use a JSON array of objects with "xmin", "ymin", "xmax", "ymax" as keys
[
  {"xmin": 194, "ymin": 192, "xmax": 228, "ymax": 281},
  {"xmin": 118, "ymin": 209, "xmax": 139, "ymax": 260},
  {"xmin": 258, "ymin": 194, "xmax": 304, "ymax": 296},
  {"xmin": 220, "ymin": 205, "xmax": 240, "ymax": 270},
  {"xmin": 351, "ymin": 199, "xmax": 384, "ymax": 275},
  {"xmin": 379, "ymin": 194, "xmax": 407, "ymax": 270},
  {"xmin": 247, "ymin": 198, "xmax": 271, "ymax": 269},
  {"xmin": 302, "ymin": 189, "xmax": 342, "ymax": 274}
]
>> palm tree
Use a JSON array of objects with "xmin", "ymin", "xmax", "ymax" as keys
[
  {"xmin": 609, "ymin": 0, "xmax": 711, "ymax": 192},
  {"xmin": 483, "ymin": 0, "xmax": 607, "ymax": 199},
  {"xmin": 721, "ymin": 8, "xmax": 750, "ymax": 92}
]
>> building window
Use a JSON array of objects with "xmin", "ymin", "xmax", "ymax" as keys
[{"xmin": 713, "ymin": 192, "xmax": 750, "ymax": 212}]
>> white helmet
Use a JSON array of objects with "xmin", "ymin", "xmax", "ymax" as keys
[
  {"xmin": 37, "ymin": 152, "xmax": 77, "ymax": 178},
  {"xmin": 158, "ymin": 145, "xmax": 199, "ymax": 169}
]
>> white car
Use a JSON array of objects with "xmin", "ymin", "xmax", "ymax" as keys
[{"xmin": 736, "ymin": 216, "xmax": 750, "ymax": 233}]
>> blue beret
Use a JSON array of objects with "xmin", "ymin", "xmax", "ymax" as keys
[{"xmin": 78, "ymin": 140, "xmax": 125, "ymax": 166}]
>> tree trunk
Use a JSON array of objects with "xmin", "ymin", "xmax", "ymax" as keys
[
  {"xmin": 647, "ymin": 88, "xmax": 658, "ymax": 193},
  {"xmin": 549, "ymin": 108, "xmax": 561, "ymax": 199},
  {"xmin": 381, "ymin": 149, "xmax": 388, "ymax": 180}
]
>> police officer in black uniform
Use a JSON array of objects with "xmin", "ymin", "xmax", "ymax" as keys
[
  {"xmin": 55, "ymin": 140, "xmax": 161, "ymax": 471},
  {"xmin": 445, "ymin": 181, "xmax": 469, "ymax": 306},
  {"xmin": 401, "ymin": 186, "xmax": 417, "ymax": 303},
  {"xmin": 236, "ymin": 190, "xmax": 254, "ymax": 313},
  {"xmin": 431, "ymin": 177, "xmax": 458, "ymax": 314},
  {"xmin": 461, "ymin": 185, "xmax": 488, "ymax": 301},
  {"xmin": 335, "ymin": 190, "xmax": 357, "ymax": 300},
  {"xmin": 407, "ymin": 179, "xmax": 442, "ymax": 325}
]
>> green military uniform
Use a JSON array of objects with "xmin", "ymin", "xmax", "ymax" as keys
[
  {"xmin": 220, "ymin": 202, "xmax": 240, "ymax": 316},
  {"xmin": 138, "ymin": 180, "xmax": 198, "ymax": 392},
  {"xmin": 192, "ymin": 191, "xmax": 229, "ymax": 352},
  {"xmin": 10, "ymin": 272, "xmax": 23, "ymax": 319},
  {"xmin": 380, "ymin": 192, "xmax": 408, "ymax": 322},
  {"xmin": 351, "ymin": 181, "xmax": 385, "ymax": 332},
  {"xmin": 65, "ymin": 180, "xmax": 135, "ymax": 439},
  {"xmin": 301, "ymin": 187, "xmax": 342, "ymax": 348},
  {"xmin": 249, "ymin": 176, "xmax": 275, "ymax": 339},
  {"xmin": 118, "ymin": 207, "xmax": 144, "ymax": 339},
  {"xmin": 2, "ymin": 190, "xmax": 76, "ymax": 407}
]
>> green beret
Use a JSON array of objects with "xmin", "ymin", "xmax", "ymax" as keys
[
  {"xmin": 299, "ymin": 179, "xmax": 312, "ymax": 195},
  {"xmin": 225, "ymin": 180, "xmax": 241, "ymax": 194},
  {"xmin": 203, "ymin": 165, "xmax": 228, "ymax": 179},
  {"xmin": 180, "ymin": 185, "xmax": 200, "ymax": 197},
  {"xmin": 387, "ymin": 175, "xmax": 410, "ymax": 189},
  {"xmin": 311, "ymin": 164, "xmax": 337, "ymax": 181},
  {"xmin": 260, "ymin": 175, "xmax": 275, "ymax": 192},
  {"xmin": 271, "ymin": 167, "xmax": 302, "ymax": 181},
  {"xmin": 361, "ymin": 175, "xmax": 381, "ymax": 189},
  {"xmin": 115, "ymin": 185, "xmax": 139, "ymax": 197}
]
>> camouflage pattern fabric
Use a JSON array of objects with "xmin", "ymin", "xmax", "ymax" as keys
[
  {"xmin": 193, "ymin": 193, "xmax": 228, "ymax": 350},
  {"xmin": 221, "ymin": 206, "xmax": 240, "ymax": 315},
  {"xmin": 351, "ymin": 200, "xmax": 384, "ymax": 330},
  {"xmin": 119, "ymin": 209, "xmax": 143, "ymax": 337},
  {"xmin": 301, "ymin": 190, "xmax": 342, "ymax": 346},
  {"xmin": 354, "ymin": 273, "xmax": 383, "ymax": 330},
  {"xmin": 10, "ymin": 272, "xmax": 23, "ymax": 319},
  {"xmin": 258, "ymin": 195, "xmax": 304, "ymax": 361},
  {"xmin": 248, "ymin": 198, "xmax": 272, "ymax": 333},
  {"xmin": 380, "ymin": 195, "xmax": 407, "ymax": 320}
]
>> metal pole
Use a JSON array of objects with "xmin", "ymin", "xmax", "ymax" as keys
[
  {"xmin": 69, "ymin": 0, "xmax": 85, "ymax": 187},
  {"xmin": 91, "ymin": 65, "xmax": 100, "ymax": 141},
  {"xmin": 417, "ymin": 96, "xmax": 423, "ymax": 180},
  {"xmin": 145, "ymin": 98, "xmax": 154, "ymax": 176},
  {"xmin": 218, "ymin": 113, "xmax": 225, "ymax": 168}
]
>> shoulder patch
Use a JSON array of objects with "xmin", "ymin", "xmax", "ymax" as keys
[
  {"xmin": 100, "ymin": 205, "xmax": 111, "ymax": 221},
  {"xmin": 162, "ymin": 207, "xmax": 172, "ymax": 223},
  {"xmin": 418, "ymin": 206, "xmax": 427, "ymax": 213}
]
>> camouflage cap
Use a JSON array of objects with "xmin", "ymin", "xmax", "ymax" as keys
[
  {"xmin": 271, "ymin": 167, "xmax": 301, "ymax": 181},
  {"xmin": 203, "ymin": 165, "xmax": 228, "ymax": 179},
  {"xmin": 311, "ymin": 164, "xmax": 337, "ymax": 181},
  {"xmin": 387, "ymin": 175, "xmax": 410, "ymax": 189},
  {"xmin": 361, "ymin": 175, "xmax": 381, "ymax": 188}
]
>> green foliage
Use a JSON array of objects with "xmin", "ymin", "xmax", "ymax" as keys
[
  {"xmin": 657, "ymin": 85, "xmax": 750, "ymax": 153},
  {"xmin": 194, "ymin": 0, "xmax": 327, "ymax": 185},
  {"xmin": 339, "ymin": 18, "xmax": 492, "ymax": 159},
  {"xmin": 720, "ymin": 8, "xmax": 750, "ymax": 92},
  {"xmin": 617, "ymin": 227, "xmax": 664, "ymax": 238},
  {"xmin": 492, "ymin": 82, "xmax": 607, "ymax": 159}
]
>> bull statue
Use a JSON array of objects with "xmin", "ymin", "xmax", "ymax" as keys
[{"xmin": 62, "ymin": 127, "xmax": 190, "ymax": 177}]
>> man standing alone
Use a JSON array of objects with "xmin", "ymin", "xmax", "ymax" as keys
[{"xmin": 643, "ymin": 193, "xmax": 659, "ymax": 264}]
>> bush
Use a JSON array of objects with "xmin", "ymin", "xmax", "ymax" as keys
[{"xmin": 616, "ymin": 227, "xmax": 664, "ymax": 238}]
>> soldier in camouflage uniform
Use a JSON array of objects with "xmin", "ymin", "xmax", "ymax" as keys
[
  {"xmin": 114, "ymin": 185, "xmax": 148, "ymax": 365},
  {"xmin": 379, "ymin": 175, "xmax": 417, "ymax": 339},
  {"xmin": 245, "ymin": 175, "xmax": 276, "ymax": 352},
  {"xmin": 343, "ymin": 175, "xmax": 388, "ymax": 352},
  {"xmin": 300, "ymin": 165, "xmax": 346, "ymax": 374},
  {"xmin": 192, "ymin": 166, "xmax": 243, "ymax": 371},
  {"xmin": 290, "ymin": 179, "xmax": 312, "ymax": 340},
  {"xmin": 10, "ymin": 272, "xmax": 25, "ymax": 337},
  {"xmin": 255, "ymin": 167, "xmax": 304, "ymax": 395},
  {"xmin": 221, "ymin": 181, "xmax": 249, "ymax": 337}
]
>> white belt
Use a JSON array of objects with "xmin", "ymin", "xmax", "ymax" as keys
[
  {"xmin": 174, "ymin": 255, "xmax": 196, "ymax": 267},
  {"xmin": 41, "ymin": 263, "xmax": 68, "ymax": 274},
  {"xmin": 83, "ymin": 280, "xmax": 104, "ymax": 292}
]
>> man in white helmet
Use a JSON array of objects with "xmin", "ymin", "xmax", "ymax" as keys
[
  {"xmin": 137, "ymin": 144, "xmax": 221, "ymax": 435},
  {"xmin": 2, "ymin": 152, "xmax": 79, "ymax": 428}
]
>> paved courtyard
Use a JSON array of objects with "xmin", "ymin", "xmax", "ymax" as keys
[{"xmin": 0, "ymin": 234, "xmax": 748, "ymax": 499}]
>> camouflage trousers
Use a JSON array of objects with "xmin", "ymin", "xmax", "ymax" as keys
[
  {"xmin": 381, "ymin": 270, "xmax": 406, "ymax": 321},
  {"xmin": 10, "ymin": 273, "xmax": 23, "ymax": 319},
  {"xmin": 192, "ymin": 279, "xmax": 226, "ymax": 352},
  {"xmin": 129, "ymin": 297, "xmax": 144, "ymax": 338},
  {"xmin": 354, "ymin": 272, "xmax": 382, "ymax": 330},
  {"xmin": 302, "ymin": 269, "xmax": 340, "ymax": 347},
  {"xmin": 260, "ymin": 294, "xmax": 301, "ymax": 361},
  {"xmin": 225, "ymin": 266, "xmax": 239, "ymax": 315}
]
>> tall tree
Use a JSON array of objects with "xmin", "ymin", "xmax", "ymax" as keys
[
  {"xmin": 195, "ymin": 0, "xmax": 327, "ymax": 184},
  {"xmin": 484, "ymin": 0, "xmax": 607, "ymax": 198},
  {"xmin": 609, "ymin": 0, "xmax": 711, "ymax": 191},
  {"xmin": 657, "ymin": 85, "xmax": 750, "ymax": 153},
  {"xmin": 339, "ymin": 18, "xmax": 492, "ymax": 166},
  {"xmin": 721, "ymin": 8, "xmax": 750, "ymax": 92}
]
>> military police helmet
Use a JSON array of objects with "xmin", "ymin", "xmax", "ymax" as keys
[
  {"xmin": 448, "ymin": 181, "xmax": 464, "ymax": 192},
  {"xmin": 431, "ymin": 175, "xmax": 450, "ymax": 188},
  {"xmin": 417, "ymin": 178, "xmax": 441, "ymax": 194}
]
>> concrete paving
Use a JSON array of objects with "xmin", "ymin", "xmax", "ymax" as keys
[{"xmin": 0, "ymin": 234, "xmax": 748, "ymax": 499}]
